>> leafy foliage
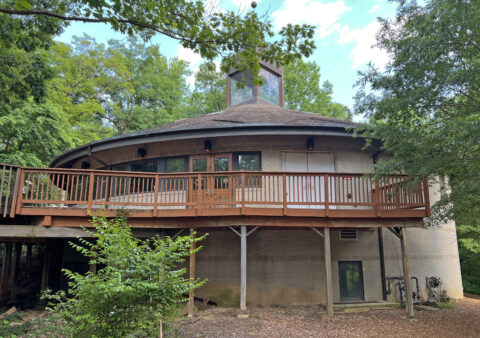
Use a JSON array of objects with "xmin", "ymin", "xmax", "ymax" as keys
[
  {"xmin": 188, "ymin": 62, "xmax": 226, "ymax": 117},
  {"xmin": 44, "ymin": 216, "xmax": 206, "ymax": 336},
  {"xmin": 354, "ymin": 0, "xmax": 480, "ymax": 293},
  {"xmin": 284, "ymin": 59, "xmax": 351, "ymax": 119},
  {"xmin": 0, "ymin": 0, "xmax": 316, "ymax": 83},
  {"xmin": 0, "ymin": 5, "xmax": 73, "ymax": 166}
]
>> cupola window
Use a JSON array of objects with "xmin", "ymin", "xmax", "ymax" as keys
[
  {"xmin": 227, "ymin": 60, "xmax": 283, "ymax": 108},
  {"xmin": 259, "ymin": 68, "xmax": 280, "ymax": 105},
  {"xmin": 230, "ymin": 71, "xmax": 254, "ymax": 106}
]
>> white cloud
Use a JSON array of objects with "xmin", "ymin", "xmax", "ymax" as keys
[
  {"xmin": 369, "ymin": 4, "xmax": 380, "ymax": 13},
  {"xmin": 177, "ymin": 45, "xmax": 203, "ymax": 67},
  {"xmin": 272, "ymin": 0, "xmax": 351, "ymax": 39},
  {"xmin": 338, "ymin": 21, "xmax": 389, "ymax": 69},
  {"xmin": 177, "ymin": 45, "xmax": 203, "ymax": 87}
]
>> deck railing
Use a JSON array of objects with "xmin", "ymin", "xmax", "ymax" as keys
[
  {"xmin": 0, "ymin": 164, "xmax": 21, "ymax": 218},
  {"xmin": 3, "ymin": 166, "xmax": 431, "ymax": 219}
]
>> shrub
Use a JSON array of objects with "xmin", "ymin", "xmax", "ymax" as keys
[{"xmin": 44, "ymin": 216, "xmax": 206, "ymax": 337}]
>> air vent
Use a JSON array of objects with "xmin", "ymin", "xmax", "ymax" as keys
[{"xmin": 340, "ymin": 229, "xmax": 357, "ymax": 240}]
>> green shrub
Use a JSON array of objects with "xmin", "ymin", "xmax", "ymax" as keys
[{"xmin": 44, "ymin": 216, "xmax": 206, "ymax": 337}]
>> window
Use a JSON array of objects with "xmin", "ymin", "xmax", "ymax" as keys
[
  {"xmin": 108, "ymin": 157, "xmax": 187, "ymax": 173},
  {"xmin": 340, "ymin": 229, "xmax": 357, "ymax": 240},
  {"xmin": 234, "ymin": 152, "xmax": 261, "ymax": 171},
  {"xmin": 230, "ymin": 71, "xmax": 254, "ymax": 106},
  {"xmin": 130, "ymin": 160, "xmax": 157, "ymax": 172},
  {"xmin": 166, "ymin": 157, "xmax": 187, "ymax": 173},
  {"xmin": 259, "ymin": 68, "xmax": 280, "ymax": 105}
]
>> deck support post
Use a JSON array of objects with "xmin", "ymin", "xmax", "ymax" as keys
[
  {"xmin": 9, "ymin": 243, "xmax": 22, "ymax": 303},
  {"xmin": 400, "ymin": 227, "xmax": 414, "ymax": 318},
  {"xmin": 324, "ymin": 228, "xmax": 333, "ymax": 316},
  {"xmin": 188, "ymin": 228, "xmax": 196, "ymax": 317},
  {"xmin": 0, "ymin": 242, "xmax": 13, "ymax": 301},
  {"xmin": 240, "ymin": 226, "xmax": 247, "ymax": 312},
  {"xmin": 26, "ymin": 243, "xmax": 33, "ymax": 269},
  {"xmin": 40, "ymin": 244, "xmax": 50, "ymax": 291}
]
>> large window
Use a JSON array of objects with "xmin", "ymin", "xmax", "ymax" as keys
[
  {"xmin": 109, "ymin": 157, "xmax": 187, "ymax": 173},
  {"xmin": 259, "ymin": 68, "xmax": 280, "ymax": 105},
  {"xmin": 233, "ymin": 152, "xmax": 261, "ymax": 171},
  {"xmin": 165, "ymin": 157, "xmax": 188, "ymax": 173},
  {"xmin": 230, "ymin": 71, "xmax": 254, "ymax": 106}
]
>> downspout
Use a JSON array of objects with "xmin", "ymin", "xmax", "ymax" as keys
[
  {"xmin": 373, "ymin": 150, "xmax": 387, "ymax": 301},
  {"xmin": 378, "ymin": 228, "xmax": 387, "ymax": 301}
]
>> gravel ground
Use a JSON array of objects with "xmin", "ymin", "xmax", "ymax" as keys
[{"xmin": 175, "ymin": 297, "xmax": 480, "ymax": 338}]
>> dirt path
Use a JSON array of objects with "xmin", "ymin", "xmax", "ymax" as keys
[{"xmin": 175, "ymin": 298, "xmax": 480, "ymax": 338}]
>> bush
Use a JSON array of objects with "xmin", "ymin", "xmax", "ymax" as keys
[{"xmin": 44, "ymin": 216, "xmax": 206, "ymax": 337}]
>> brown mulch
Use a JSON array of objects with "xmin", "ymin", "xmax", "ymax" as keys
[{"xmin": 175, "ymin": 297, "xmax": 480, "ymax": 338}]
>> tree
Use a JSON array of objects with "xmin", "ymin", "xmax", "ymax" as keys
[
  {"xmin": 48, "ymin": 38, "xmax": 114, "ymax": 145},
  {"xmin": 100, "ymin": 38, "xmax": 191, "ymax": 134},
  {"xmin": 45, "ymin": 216, "xmax": 206, "ymax": 336},
  {"xmin": 50, "ymin": 36, "xmax": 192, "ymax": 136},
  {"xmin": 188, "ymin": 62, "xmax": 226, "ymax": 117},
  {"xmin": 0, "ymin": 0, "xmax": 316, "ymax": 83},
  {"xmin": 0, "ymin": 0, "xmax": 75, "ymax": 166},
  {"xmin": 354, "ymin": 0, "xmax": 480, "ymax": 293},
  {"xmin": 283, "ymin": 59, "xmax": 351, "ymax": 119}
]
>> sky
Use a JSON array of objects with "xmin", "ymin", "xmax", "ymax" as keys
[{"xmin": 57, "ymin": 0, "xmax": 397, "ymax": 114}]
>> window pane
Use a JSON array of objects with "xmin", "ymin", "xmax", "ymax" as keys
[
  {"xmin": 193, "ymin": 158, "xmax": 207, "ymax": 172},
  {"xmin": 214, "ymin": 157, "xmax": 229, "ymax": 172},
  {"xmin": 238, "ymin": 154, "xmax": 260, "ymax": 171},
  {"xmin": 130, "ymin": 161, "xmax": 157, "ymax": 172},
  {"xmin": 111, "ymin": 163, "xmax": 130, "ymax": 171},
  {"xmin": 259, "ymin": 68, "xmax": 279, "ymax": 105},
  {"xmin": 231, "ymin": 71, "xmax": 254, "ymax": 106},
  {"xmin": 166, "ymin": 157, "xmax": 185, "ymax": 173}
]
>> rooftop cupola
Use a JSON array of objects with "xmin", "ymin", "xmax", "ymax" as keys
[{"xmin": 226, "ymin": 59, "xmax": 284, "ymax": 108}]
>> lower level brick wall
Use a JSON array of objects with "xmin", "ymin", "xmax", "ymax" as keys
[{"xmin": 192, "ymin": 228, "xmax": 384, "ymax": 306}]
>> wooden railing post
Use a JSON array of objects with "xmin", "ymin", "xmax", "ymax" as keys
[
  {"xmin": 14, "ymin": 168, "xmax": 25, "ymax": 217},
  {"xmin": 282, "ymin": 173, "xmax": 287, "ymax": 215},
  {"xmin": 375, "ymin": 180, "xmax": 381, "ymax": 217},
  {"xmin": 87, "ymin": 172, "xmax": 95, "ymax": 212},
  {"xmin": 197, "ymin": 174, "xmax": 202, "ymax": 216},
  {"xmin": 153, "ymin": 174, "xmax": 159, "ymax": 217},
  {"xmin": 9, "ymin": 168, "xmax": 21, "ymax": 218},
  {"xmin": 423, "ymin": 179, "xmax": 430, "ymax": 217},
  {"xmin": 324, "ymin": 174, "xmax": 330, "ymax": 217},
  {"xmin": 241, "ymin": 173, "xmax": 246, "ymax": 215}
]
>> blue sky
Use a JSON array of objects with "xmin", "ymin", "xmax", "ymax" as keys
[{"xmin": 57, "ymin": 0, "xmax": 396, "ymax": 115}]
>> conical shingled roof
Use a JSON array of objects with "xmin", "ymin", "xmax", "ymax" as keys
[
  {"xmin": 126, "ymin": 103, "xmax": 357, "ymax": 137},
  {"xmin": 51, "ymin": 104, "xmax": 358, "ymax": 167}
]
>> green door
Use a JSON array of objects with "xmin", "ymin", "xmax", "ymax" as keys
[{"xmin": 339, "ymin": 261, "xmax": 364, "ymax": 301}]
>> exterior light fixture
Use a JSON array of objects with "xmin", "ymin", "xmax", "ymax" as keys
[
  {"xmin": 137, "ymin": 148, "xmax": 147, "ymax": 158},
  {"xmin": 306, "ymin": 138, "xmax": 314, "ymax": 150},
  {"xmin": 204, "ymin": 140, "xmax": 212, "ymax": 153},
  {"xmin": 81, "ymin": 161, "xmax": 90, "ymax": 169}
]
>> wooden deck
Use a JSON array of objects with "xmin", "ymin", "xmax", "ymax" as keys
[{"xmin": 1, "ymin": 164, "xmax": 430, "ymax": 226}]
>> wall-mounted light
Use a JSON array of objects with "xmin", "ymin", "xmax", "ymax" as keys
[
  {"xmin": 306, "ymin": 138, "xmax": 314, "ymax": 150},
  {"xmin": 204, "ymin": 140, "xmax": 212, "ymax": 153},
  {"xmin": 137, "ymin": 148, "xmax": 147, "ymax": 158},
  {"xmin": 81, "ymin": 161, "xmax": 90, "ymax": 169}
]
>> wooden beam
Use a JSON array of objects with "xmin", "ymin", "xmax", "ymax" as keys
[
  {"xmin": 0, "ymin": 243, "xmax": 12, "ymax": 301},
  {"xmin": 9, "ymin": 243, "xmax": 21, "ymax": 303},
  {"xmin": 48, "ymin": 215, "xmax": 424, "ymax": 229},
  {"xmin": 324, "ymin": 228, "xmax": 333, "ymax": 316},
  {"xmin": 240, "ymin": 226, "xmax": 247, "ymax": 312},
  {"xmin": 387, "ymin": 227, "xmax": 402, "ymax": 239},
  {"xmin": 400, "ymin": 227, "xmax": 414, "ymax": 318},
  {"xmin": 187, "ymin": 228, "xmax": 196, "ymax": 317},
  {"xmin": 40, "ymin": 244, "xmax": 50, "ymax": 291},
  {"xmin": 311, "ymin": 227, "xmax": 324, "ymax": 238}
]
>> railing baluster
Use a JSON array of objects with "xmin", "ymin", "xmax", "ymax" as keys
[{"xmin": 87, "ymin": 172, "xmax": 95, "ymax": 211}]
